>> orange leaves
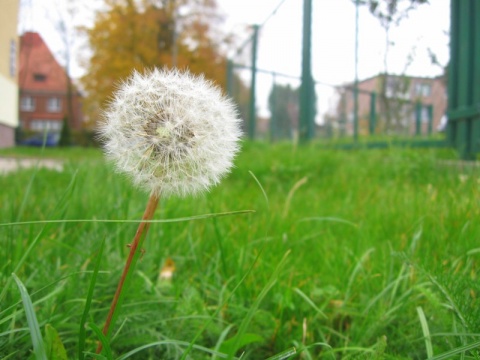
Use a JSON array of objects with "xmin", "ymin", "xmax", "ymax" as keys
[{"xmin": 81, "ymin": 0, "xmax": 228, "ymax": 124}]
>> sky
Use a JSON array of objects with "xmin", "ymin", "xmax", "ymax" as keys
[
  {"xmin": 18, "ymin": 0, "xmax": 451, "ymax": 121},
  {"xmin": 217, "ymin": 0, "xmax": 450, "ymax": 119}
]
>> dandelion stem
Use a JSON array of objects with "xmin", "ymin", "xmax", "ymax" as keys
[{"xmin": 96, "ymin": 193, "xmax": 159, "ymax": 354}]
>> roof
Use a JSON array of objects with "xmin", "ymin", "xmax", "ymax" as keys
[
  {"xmin": 19, "ymin": 32, "xmax": 68, "ymax": 92},
  {"xmin": 339, "ymin": 72, "xmax": 445, "ymax": 88}
]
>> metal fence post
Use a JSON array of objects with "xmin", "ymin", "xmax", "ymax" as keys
[
  {"xmin": 270, "ymin": 75, "xmax": 276, "ymax": 142},
  {"xmin": 427, "ymin": 105, "xmax": 433, "ymax": 135},
  {"xmin": 299, "ymin": 0, "xmax": 315, "ymax": 141},
  {"xmin": 353, "ymin": 0, "xmax": 359, "ymax": 141},
  {"xmin": 447, "ymin": 1, "xmax": 480, "ymax": 159},
  {"xmin": 340, "ymin": 92, "xmax": 347, "ymax": 137},
  {"xmin": 415, "ymin": 102, "xmax": 421, "ymax": 136},
  {"xmin": 447, "ymin": 0, "xmax": 480, "ymax": 159},
  {"xmin": 248, "ymin": 25, "xmax": 259, "ymax": 140},
  {"xmin": 369, "ymin": 91, "xmax": 376, "ymax": 135}
]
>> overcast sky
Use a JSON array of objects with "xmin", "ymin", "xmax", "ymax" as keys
[
  {"xmin": 219, "ymin": 0, "xmax": 449, "ymax": 80},
  {"xmin": 18, "ymin": 0, "xmax": 450, "ymax": 120},
  {"xmin": 218, "ymin": 0, "xmax": 450, "ymax": 118}
]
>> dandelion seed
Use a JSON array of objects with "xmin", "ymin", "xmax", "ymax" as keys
[{"xmin": 99, "ymin": 68, "xmax": 242, "ymax": 197}]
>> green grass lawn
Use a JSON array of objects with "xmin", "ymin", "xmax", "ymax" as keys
[{"xmin": 1, "ymin": 143, "xmax": 479, "ymax": 359}]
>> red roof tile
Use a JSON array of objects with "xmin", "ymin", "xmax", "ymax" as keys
[{"xmin": 19, "ymin": 32, "xmax": 68, "ymax": 92}]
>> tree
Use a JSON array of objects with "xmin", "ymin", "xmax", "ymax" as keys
[
  {"xmin": 81, "ymin": 0, "xmax": 231, "ymax": 125},
  {"xmin": 59, "ymin": 116, "xmax": 72, "ymax": 146},
  {"xmin": 268, "ymin": 84, "xmax": 299, "ymax": 141},
  {"xmin": 356, "ymin": 0, "xmax": 429, "ymax": 23}
]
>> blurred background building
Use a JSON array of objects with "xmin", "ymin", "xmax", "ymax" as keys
[
  {"xmin": 19, "ymin": 32, "xmax": 83, "ymax": 134},
  {"xmin": 331, "ymin": 74, "xmax": 447, "ymax": 136},
  {"xmin": 0, "ymin": 0, "xmax": 20, "ymax": 148}
]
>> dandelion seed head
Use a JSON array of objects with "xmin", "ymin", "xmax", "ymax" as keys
[{"xmin": 99, "ymin": 68, "xmax": 242, "ymax": 197}]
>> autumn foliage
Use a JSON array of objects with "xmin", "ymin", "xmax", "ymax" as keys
[{"xmin": 81, "ymin": 0, "xmax": 231, "ymax": 125}]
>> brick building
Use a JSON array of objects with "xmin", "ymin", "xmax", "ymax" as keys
[
  {"xmin": 334, "ymin": 74, "xmax": 447, "ymax": 136},
  {"xmin": 19, "ymin": 32, "xmax": 83, "ymax": 133},
  {"xmin": 0, "ymin": 0, "xmax": 19, "ymax": 148}
]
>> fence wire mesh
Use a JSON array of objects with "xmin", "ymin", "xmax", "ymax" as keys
[{"xmin": 226, "ymin": 0, "xmax": 449, "ymax": 143}]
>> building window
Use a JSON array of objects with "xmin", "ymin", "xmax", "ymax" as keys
[
  {"xmin": 33, "ymin": 73, "xmax": 47, "ymax": 82},
  {"xmin": 30, "ymin": 120, "xmax": 62, "ymax": 132},
  {"xmin": 415, "ymin": 83, "xmax": 431, "ymax": 97},
  {"xmin": 9, "ymin": 39, "xmax": 16, "ymax": 77},
  {"xmin": 47, "ymin": 97, "xmax": 62, "ymax": 112},
  {"xmin": 421, "ymin": 106, "xmax": 430, "ymax": 123},
  {"xmin": 20, "ymin": 96, "xmax": 35, "ymax": 111},
  {"xmin": 385, "ymin": 76, "xmax": 410, "ymax": 99}
]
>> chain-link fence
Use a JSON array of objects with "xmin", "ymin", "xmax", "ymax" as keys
[{"xmin": 225, "ymin": 0, "xmax": 448, "ymax": 144}]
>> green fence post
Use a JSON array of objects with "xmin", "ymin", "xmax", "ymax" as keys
[
  {"xmin": 340, "ymin": 92, "xmax": 347, "ymax": 137},
  {"xmin": 447, "ymin": 1, "xmax": 480, "ymax": 159},
  {"xmin": 427, "ymin": 105, "xmax": 433, "ymax": 135},
  {"xmin": 415, "ymin": 102, "xmax": 421, "ymax": 136},
  {"xmin": 270, "ymin": 76, "xmax": 276, "ymax": 142},
  {"xmin": 299, "ymin": 0, "xmax": 315, "ymax": 141},
  {"xmin": 369, "ymin": 91, "xmax": 376, "ymax": 135},
  {"xmin": 353, "ymin": 87, "xmax": 359, "ymax": 141},
  {"xmin": 353, "ymin": 0, "xmax": 360, "ymax": 142},
  {"xmin": 248, "ymin": 25, "xmax": 259, "ymax": 140}
]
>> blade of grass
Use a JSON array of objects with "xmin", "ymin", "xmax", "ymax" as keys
[
  {"xmin": 0, "ymin": 284, "xmax": 64, "ymax": 329},
  {"xmin": 12, "ymin": 273, "xmax": 47, "ymax": 360},
  {"xmin": 362, "ymin": 272, "xmax": 410, "ymax": 315},
  {"xmin": 0, "ymin": 209, "xmax": 255, "ymax": 227},
  {"xmin": 180, "ymin": 250, "xmax": 264, "ymax": 360},
  {"xmin": 428, "ymin": 339, "xmax": 480, "ymax": 360},
  {"xmin": 0, "ymin": 271, "xmax": 104, "ymax": 321},
  {"xmin": 283, "ymin": 177, "xmax": 308, "ymax": 218},
  {"xmin": 15, "ymin": 155, "xmax": 42, "ymax": 223},
  {"xmin": 344, "ymin": 248, "xmax": 375, "ymax": 303},
  {"xmin": 297, "ymin": 217, "xmax": 358, "ymax": 228},
  {"xmin": 79, "ymin": 238, "xmax": 105, "ymax": 360},
  {"xmin": 209, "ymin": 202, "xmax": 229, "ymax": 278},
  {"xmin": 115, "ymin": 340, "xmax": 233, "ymax": 360},
  {"xmin": 89, "ymin": 322, "xmax": 113, "ymax": 360},
  {"xmin": 1, "ymin": 171, "xmax": 78, "ymax": 303},
  {"xmin": 426, "ymin": 272, "xmax": 469, "ymax": 332},
  {"xmin": 212, "ymin": 324, "xmax": 235, "ymax": 360},
  {"xmin": 292, "ymin": 342, "xmax": 334, "ymax": 360},
  {"xmin": 0, "ymin": 351, "xmax": 20, "ymax": 360},
  {"xmin": 227, "ymin": 250, "xmax": 291, "ymax": 359},
  {"xmin": 293, "ymin": 288, "xmax": 327, "ymax": 319},
  {"xmin": 417, "ymin": 306, "xmax": 433, "ymax": 358},
  {"xmin": 0, "ymin": 227, "xmax": 46, "ymax": 302},
  {"xmin": 248, "ymin": 170, "xmax": 269, "ymax": 210},
  {"xmin": 265, "ymin": 347, "xmax": 297, "ymax": 360},
  {"xmin": 44, "ymin": 324, "xmax": 68, "ymax": 360}
]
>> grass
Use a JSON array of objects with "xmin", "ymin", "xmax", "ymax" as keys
[{"xmin": 1, "ymin": 142, "xmax": 480, "ymax": 359}]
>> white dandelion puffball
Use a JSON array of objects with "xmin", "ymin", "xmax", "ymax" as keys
[{"xmin": 100, "ymin": 69, "xmax": 242, "ymax": 197}]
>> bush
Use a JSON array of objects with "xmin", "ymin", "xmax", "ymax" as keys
[
  {"xmin": 59, "ymin": 116, "xmax": 72, "ymax": 147},
  {"xmin": 71, "ymin": 129, "xmax": 101, "ymax": 147}
]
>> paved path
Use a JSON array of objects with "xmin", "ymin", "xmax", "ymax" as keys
[{"xmin": 0, "ymin": 157, "xmax": 63, "ymax": 175}]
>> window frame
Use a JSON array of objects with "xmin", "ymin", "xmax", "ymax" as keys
[
  {"xmin": 47, "ymin": 97, "xmax": 62, "ymax": 113},
  {"xmin": 30, "ymin": 120, "xmax": 62, "ymax": 132},
  {"xmin": 20, "ymin": 96, "xmax": 35, "ymax": 112},
  {"xmin": 33, "ymin": 73, "xmax": 47, "ymax": 82}
]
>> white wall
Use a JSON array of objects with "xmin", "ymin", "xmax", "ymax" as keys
[{"xmin": 0, "ymin": 73, "xmax": 19, "ymax": 128}]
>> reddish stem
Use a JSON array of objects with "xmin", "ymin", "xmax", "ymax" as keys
[{"xmin": 96, "ymin": 193, "xmax": 159, "ymax": 354}]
